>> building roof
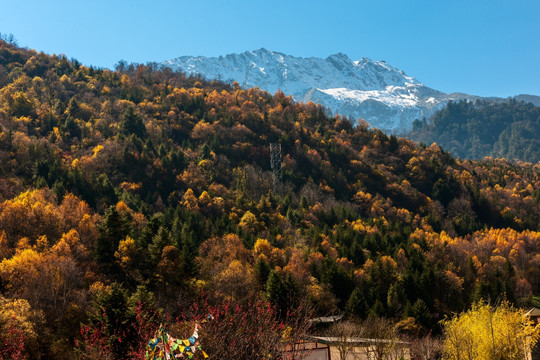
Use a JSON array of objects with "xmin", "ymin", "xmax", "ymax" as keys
[
  {"xmin": 307, "ymin": 335, "xmax": 410, "ymax": 346},
  {"xmin": 526, "ymin": 308, "xmax": 540, "ymax": 317},
  {"xmin": 308, "ymin": 315, "xmax": 344, "ymax": 324}
]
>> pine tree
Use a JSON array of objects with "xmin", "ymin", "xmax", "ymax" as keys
[
  {"xmin": 346, "ymin": 287, "xmax": 368, "ymax": 318},
  {"xmin": 95, "ymin": 206, "xmax": 129, "ymax": 275},
  {"xmin": 266, "ymin": 271, "xmax": 287, "ymax": 317},
  {"xmin": 410, "ymin": 298, "xmax": 431, "ymax": 328},
  {"xmin": 148, "ymin": 226, "xmax": 172, "ymax": 266},
  {"xmin": 89, "ymin": 282, "xmax": 136, "ymax": 359},
  {"xmin": 254, "ymin": 256, "xmax": 271, "ymax": 288},
  {"xmin": 119, "ymin": 107, "xmax": 147, "ymax": 139}
]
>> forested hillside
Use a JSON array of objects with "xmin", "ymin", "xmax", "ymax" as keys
[
  {"xmin": 0, "ymin": 40, "xmax": 539, "ymax": 359},
  {"xmin": 408, "ymin": 99, "xmax": 540, "ymax": 162}
]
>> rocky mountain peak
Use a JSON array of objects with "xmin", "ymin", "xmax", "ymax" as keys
[{"xmin": 161, "ymin": 50, "xmax": 471, "ymax": 132}]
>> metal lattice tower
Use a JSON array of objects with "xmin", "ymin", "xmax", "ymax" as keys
[{"xmin": 270, "ymin": 143, "xmax": 282, "ymax": 193}]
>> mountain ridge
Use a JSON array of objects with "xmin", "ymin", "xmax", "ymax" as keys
[
  {"xmin": 161, "ymin": 49, "xmax": 540, "ymax": 132},
  {"xmin": 161, "ymin": 49, "xmax": 469, "ymax": 131}
]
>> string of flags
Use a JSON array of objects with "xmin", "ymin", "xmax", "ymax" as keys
[{"xmin": 146, "ymin": 323, "xmax": 208, "ymax": 360}]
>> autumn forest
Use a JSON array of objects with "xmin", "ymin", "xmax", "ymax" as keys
[{"xmin": 0, "ymin": 39, "xmax": 539, "ymax": 359}]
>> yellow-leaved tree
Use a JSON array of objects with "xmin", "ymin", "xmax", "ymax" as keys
[{"xmin": 441, "ymin": 301, "xmax": 539, "ymax": 360}]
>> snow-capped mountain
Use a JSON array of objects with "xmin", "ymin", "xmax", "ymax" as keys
[{"xmin": 161, "ymin": 49, "xmax": 472, "ymax": 132}]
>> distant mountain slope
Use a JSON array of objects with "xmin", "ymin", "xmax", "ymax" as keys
[
  {"xmin": 515, "ymin": 94, "xmax": 540, "ymax": 107},
  {"xmin": 407, "ymin": 99, "xmax": 540, "ymax": 163},
  {"xmin": 161, "ymin": 49, "xmax": 478, "ymax": 132}
]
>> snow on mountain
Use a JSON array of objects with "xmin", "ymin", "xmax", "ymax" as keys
[{"xmin": 161, "ymin": 49, "xmax": 472, "ymax": 132}]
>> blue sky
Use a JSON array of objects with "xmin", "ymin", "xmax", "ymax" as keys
[{"xmin": 1, "ymin": 0, "xmax": 539, "ymax": 97}]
